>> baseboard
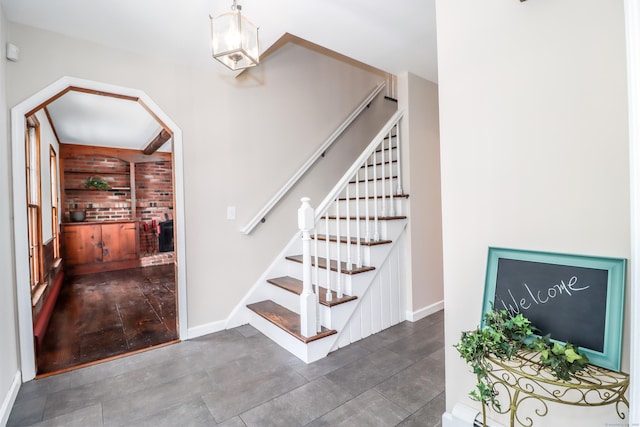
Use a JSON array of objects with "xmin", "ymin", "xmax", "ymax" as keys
[
  {"xmin": 442, "ymin": 403, "xmax": 505, "ymax": 427},
  {"xmin": 0, "ymin": 371, "xmax": 21, "ymax": 427},
  {"xmin": 406, "ymin": 299, "xmax": 444, "ymax": 322},
  {"xmin": 186, "ymin": 319, "xmax": 227, "ymax": 340}
]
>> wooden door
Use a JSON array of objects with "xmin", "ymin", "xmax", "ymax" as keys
[
  {"xmin": 63, "ymin": 224, "xmax": 102, "ymax": 265},
  {"xmin": 101, "ymin": 222, "xmax": 138, "ymax": 263}
]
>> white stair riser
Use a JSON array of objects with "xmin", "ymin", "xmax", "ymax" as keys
[
  {"xmin": 248, "ymin": 310, "xmax": 333, "ymax": 364},
  {"xmin": 328, "ymin": 197, "xmax": 404, "ymax": 221},
  {"xmin": 367, "ymin": 142, "xmax": 398, "ymax": 164},
  {"xmin": 283, "ymin": 264, "xmax": 379, "ymax": 299},
  {"xmin": 321, "ymin": 217, "xmax": 406, "ymax": 241},
  {"xmin": 346, "ymin": 178, "xmax": 400, "ymax": 196},
  {"xmin": 356, "ymin": 163, "xmax": 398, "ymax": 179}
]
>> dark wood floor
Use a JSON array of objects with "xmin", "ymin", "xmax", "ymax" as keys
[{"xmin": 36, "ymin": 264, "xmax": 178, "ymax": 375}]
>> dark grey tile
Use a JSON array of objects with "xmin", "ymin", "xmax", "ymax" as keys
[
  {"xmin": 374, "ymin": 356, "xmax": 445, "ymax": 413},
  {"xmin": 102, "ymin": 371, "xmax": 214, "ymax": 426},
  {"xmin": 293, "ymin": 343, "xmax": 372, "ymax": 381},
  {"xmin": 32, "ymin": 403, "xmax": 103, "ymax": 426},
  {"xmin": 240, "ymin": 377, "xmax": 353, "ymax": 427},
  {"xmin": 7, "ymin": 311, "xmax": 446, "ymax": 427},
  {"xmin": 202, "ymin": 359, "xmax": 308, "ymax": 423},
  {"xmin": 6, "ymin": 393, "xmax": 47, "ymax": 426},
  {"xmin": 15, "ymin": 374, "xmax": 72, "ymax": 402},
  {"xmin": 125, "ymin": 398, "xmax": 216, "ymax": 427},
  {"xmin": 325, "ymin": 348, "xmax": 414, "ymax": 396},
  {"xmin": 384, "ymin": 322, "xmax": 444, "ymax": 362},
  {"xmin": 43, "ymin": 353, "xmax": 206, "ymax": 420},
  {"xmin": 396, "ymin": 391, "xmax": 445, "ymax": 427},
  {"xmin": 306, "ymin": 389, "xmax": 410, "ymax": 427},
  {"xmin": 67, "ymin": 340, "xmax": 197, "ymax": 388},
  {"xmin": 234, "ymin": 324, "xmax": 260, "ymax": 338},
  {"xmin": 218, "ymin": 417, "xmax": 248, "ymax": 427}
]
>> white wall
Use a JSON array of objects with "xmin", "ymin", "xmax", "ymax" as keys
[
  {"xmin": 0, "ymin": 7, "xmax": 21, "ymax": 426},
  {"xmin": 398, "ymin": 72, "xmax": 443, "ymax": 319},
  {"xmin": 4, "ymin": 23, "xmax": 395, "ymax": 331},
  {"xmin": 436, "ymin": 1, "xmax": 629, "ymax": 425}
]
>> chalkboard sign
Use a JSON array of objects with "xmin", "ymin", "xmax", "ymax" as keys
[{"xmin": 481, "ymin": 247, "xmax": 626, "ymax": 372}]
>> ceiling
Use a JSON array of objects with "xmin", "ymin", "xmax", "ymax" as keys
[
  {"xmin": 46, "ymin": 90, "xmax": 169, "ymax": 152},
  {"xmin": 3, "ymin": 0, "xmax": 438, "ymax": 151}
]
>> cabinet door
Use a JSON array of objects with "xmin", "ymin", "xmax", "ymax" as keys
[
  {"xmin": 63, "ymin": 224, "xmax": 103, "ymax": 265},
  {"xmin": 101, "ymin": 222, "xmax": 138, "ymax": 263}
]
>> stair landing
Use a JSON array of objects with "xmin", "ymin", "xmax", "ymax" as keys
[{"xmin": 247, "ymin": 300, "xmax": 337, "ymax": 344}]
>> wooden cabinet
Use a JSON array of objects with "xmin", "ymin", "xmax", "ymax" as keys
[{"xmin": 63, "ymin": 221, "xmax": 139, "ymax": 275}]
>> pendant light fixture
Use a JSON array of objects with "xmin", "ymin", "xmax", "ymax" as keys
[{"xmin": 210, "ymin": 0, "xmax": 260, "ymax": 71}]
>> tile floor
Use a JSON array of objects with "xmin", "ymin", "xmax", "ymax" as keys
[{"xmin": 8, "ymin": 310, "xmax": 444, "ymax": 427}]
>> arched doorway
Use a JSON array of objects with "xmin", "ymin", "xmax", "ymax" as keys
[{"xmin": 11, "ymin": 76, "xmax": 188, "ymax": 381}]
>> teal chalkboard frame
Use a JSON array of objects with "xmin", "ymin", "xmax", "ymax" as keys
[{"xmin": 481, "ymin": 247, "xmax": 626, "ymax": 372}]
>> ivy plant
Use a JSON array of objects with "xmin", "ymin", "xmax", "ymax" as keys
[{"xmin": 454, "ymin": 308, "xmax": 589, "ymax": 411}]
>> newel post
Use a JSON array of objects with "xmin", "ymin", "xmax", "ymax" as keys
[{"xmin": 298, "ymin": 197, "xmax": 317, "ymax": 338}]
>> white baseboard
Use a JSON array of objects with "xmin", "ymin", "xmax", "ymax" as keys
[
  {"xmin": 406, "ymin": 299, "xmax": 444, "ymax": 322},
  {"xmin": 186, "ymin": 319, "xmax": 227, "ymax": 340},
  {"xmin": 442, "ymin": 403, "xmax": 505, "ymax": 427},
  {"xmin": 0, "ymin": 371, "xmax": 21, "ymax": 427}
]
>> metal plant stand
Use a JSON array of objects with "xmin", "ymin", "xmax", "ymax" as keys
[{"xmin": 484, "ymin": 350, "xmax": 629, "ymax": 427}]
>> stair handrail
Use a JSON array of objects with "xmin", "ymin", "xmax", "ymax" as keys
[
  {"xmin": 240, "ymin": 81, "xmax": 387, "ymax": 235},
  {"xmin": 313, "ymin": 109, "xmax": 404, "ymax": 222}
]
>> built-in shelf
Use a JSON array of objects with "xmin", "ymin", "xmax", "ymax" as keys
[
  {"xmin": 64, "ymin": 187, "xmax": 131, "ymax": 192},
  {"xmin": 64, "ymin": 170, "xmax": 129, "ymax": 176}
]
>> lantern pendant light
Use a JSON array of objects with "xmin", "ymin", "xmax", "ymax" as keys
[{"xmin": 210, "ymin": 0, "xmax": 260, "ymax": 71}]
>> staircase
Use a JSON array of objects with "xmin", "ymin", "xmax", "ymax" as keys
[{"xmin": 229, "ymin": 110, "xmax": 408, "ymax": 363}]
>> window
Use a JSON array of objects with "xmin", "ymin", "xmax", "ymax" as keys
[
  {"xmin": 26, "ymin": 116, "xmax": 44, "ymax": 302},
  {"xmin": 50, "ymin": 146, "xmax": 60, "ymax": 261}
]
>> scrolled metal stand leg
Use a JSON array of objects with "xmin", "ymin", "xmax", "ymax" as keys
[{"xmin": 510, "ymin": 389, "xmax": 519, "ymax": 427}]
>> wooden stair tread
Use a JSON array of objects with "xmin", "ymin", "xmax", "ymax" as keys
[
  {"xmin": 361, "ymin": 159, "xmax": 398, "ymax": 168},
  {"xmin": 312, "ymin": 234, "xmax": 392, "ymax": 246},
  {"xmin": 267, "ymin": 276, "xmax": 358, "ymax": 307},
  {"xmin": 338, "ymin": 193, "xmax": 409, "ymax": 201},
  {"xmin": 247, "ymin": 300, "xmax": 336, "ymax": 343},
  {"xmin": 285, "ymin": 255, "xmax": 375, "ymax": 275},
  {"xmin": 349, "ymin": 175, "xmax": 398, "ymax": 184},
  {"xmin": 323, "ymin": 215, "xmax": 407, "ymax": 221}
]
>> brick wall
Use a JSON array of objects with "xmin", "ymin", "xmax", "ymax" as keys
[
  {"xmin": 63, "ymin": 155, "xmax": 133, "ymax": 222},
  {"xmin": 136, "ymin": 161, "xmax": 173, "ymax": 266},
  {"xmin": 135, "ymin": 161, "xmax": 173, "ymax": 223}
]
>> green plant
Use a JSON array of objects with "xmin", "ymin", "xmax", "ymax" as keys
[
  {"xmin": 84, "ymin": 176, "xmax": 111, "ymax": 190},
  {"xmin": 454, "ymin": 308, "xmax": 589, "ymax": 412}
]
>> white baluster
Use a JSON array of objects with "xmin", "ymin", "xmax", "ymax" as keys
[
  {"xmin": 325, "ymin": 214, "xmax": 332, "ymax": 302},
  {"xmin": 355, "ymin": 170, "xmax": 362, "ymax": 268},
  {"xmin": 313, "ymin": 228, "xmax": 320, "ymax": 333},
  {"xmin": 335, "ymin": 199, "xmax": 343, "ymax": 298},
  {"xmin": 298, "ymin": 197, "xmax": 317, "ymax": 337},
  {"xmin": 364, "ymin": 159, "xmax": 370, "ymax": 243},
  {"xmin": 380, "ymin": 138, "xmax": 386, "ymax": 218},
  {"xmin": 388, "ymin": 130, "xmax": 395, "ymax": 217},
  {"xmin": 396, "ymin": 122, "xmax": 403, "ymax": 196},
  {"xmin": 345, "ymin": 184, "xmax": 352, "ymax": 271},
  {"xmin": 372, "ymin": 152, "xmax": 380, "ymax": 242}
]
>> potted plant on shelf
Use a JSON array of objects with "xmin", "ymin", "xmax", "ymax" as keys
[
  {"xmin": 454, "ymin": 308, "xmax": 589, "ymax": 426},
  {"xmin": 84, "ymin": 175, "xmax": 111, "ymax": 190}
]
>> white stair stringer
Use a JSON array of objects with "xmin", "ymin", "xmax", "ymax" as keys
[{"xmin": 331, "ymin": 230, "xmax": 408, "ymax": 351}]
